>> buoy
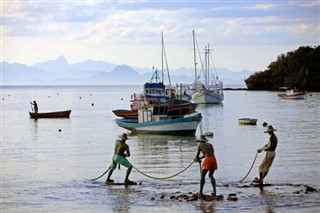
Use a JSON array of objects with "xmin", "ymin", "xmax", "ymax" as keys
[
  {"xmin": 79, "ymin": 97, "xmax": 82, "ymax": 99},
  {"xmin": 262, "ymin": 122, "xmax": 268, "ymax": 127},
  {"xmin": 48, "ymin": 96, "xmax": 50, "ymax": 98},
  {"xmin": 58, "ymin": 129, "xmax": 62, "ymax": 132},
  {"xmin": 121, "ymin": 98, "xmax": 123, "ymax": 100},
  {"xmin": 91, "ymin": 103, "xmax": 94, "ymax": 106}
]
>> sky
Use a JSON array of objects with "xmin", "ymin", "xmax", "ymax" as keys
[{"xmin": 1, "ymin": 0, "xmax": 319, "ymax": 72}]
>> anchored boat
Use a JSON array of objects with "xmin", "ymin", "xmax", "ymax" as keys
[
  {"xmin": 238, "ymin": 118, "xmax": 257, "ymax": 125},
  {"xmin": 277, "ymin": 87, "xmax": 306, "ymax": 100},
  {"xmin": 116, "ymin": 106, "xmax": 202, "ymax": 135},
  {"xmin": 190, "ymin": 30, "xmax": 224, "ymax": 104},
  {"xmin": 29, "ymin": 110, "xmax": 71, "ymax": 119}
]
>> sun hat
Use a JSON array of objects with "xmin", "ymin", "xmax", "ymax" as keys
[
  {"xmin": 196, "ymin": 135, "xmax": 208, "ymax": 142},
  {"xmin": 119, "ymin": 133, "xmax": 128, "ymax": 140},
  {"xmin": 264, "ymin": 125, "xmax": 277, "ymax": 133}
]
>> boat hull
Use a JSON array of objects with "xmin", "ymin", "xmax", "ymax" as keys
[
  {"xmin": 192, "ymin": 88, "xmax": 224, "ymax": 104},
  {"xmin": 113, "ymin": 102, "xmax": 197, "ymax": 119},
  {"xmin": 29, "ymin": 110, "xmax": 71, "ymax": 119},
  {"xmin": 116, "ymin": 113, "xmax": 202, "ymax": 135},
  {"xmin": 277, "ymin": 92, "xmax": 306, "ymax": 99},
  {"xmin": 112, "ymin": 109, "xmax": 138, "ymax": 119}
]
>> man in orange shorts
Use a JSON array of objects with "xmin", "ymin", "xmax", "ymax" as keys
[{"xmin": 194, "ymin": 135, "xmax": 218, "ymax": 197}]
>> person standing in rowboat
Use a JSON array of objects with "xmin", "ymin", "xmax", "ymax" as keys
[
  {"xmin": 106, "ymin": 133, "xmax": 135, "ymax": 185},
  {"xmin": 194, "ymin": 135, "xmax": 218, "ymax": 198},
  {"xmin": 256, "ymin": 125, "xmax": 278, "ymax": 189},
  {"xmin": 30, "ymin": 100, "xmax": 38, "ymax": 113}
]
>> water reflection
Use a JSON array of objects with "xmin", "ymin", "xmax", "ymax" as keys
[
  {"xmin": 111, "ymin": 189, "xmax": 130, "ymax": 213},
  {"xmin": 196, "ymin": 103, "xmax": 224, "ymax": 110},
  {"xmin": 197, "ymin": 200, "xmax": 217, "ymax": 213},
  {"xmin": 129, "ymin": 134, "xmax": 198, "ymax": 179},
  {"xmin": 30, "ymin": 118, "xmax": 39, "ymax": 141}
]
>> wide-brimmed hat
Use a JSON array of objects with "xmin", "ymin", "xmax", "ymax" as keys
[
  {"xmin": 264, "ymin": 125, "xmax": 277, "ymax": 133},
  {"xmin": 119, "ymin": 133, "xmax": 128, "ymax": 140},
  {"xmin": 196, "ymin": 135, "xmax": 208, "ymax": 142}
]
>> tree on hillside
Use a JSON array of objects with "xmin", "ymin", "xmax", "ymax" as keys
[{"xmin": 245, "ymin": 46, "xmax": 320, "ymax": 91}]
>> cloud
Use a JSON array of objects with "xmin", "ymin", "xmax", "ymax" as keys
[{"xmin": 1, "ymin": 0, "xmax": 319, "ymax": 71}]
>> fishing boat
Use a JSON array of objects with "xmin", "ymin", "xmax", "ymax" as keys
[
  {"xmin": 116, "ymin": 106, "xmax": 202, "ymax": 135},
  {"xmin": 190, "ymin": 30, "xmax": 224, "ymax": 104},
  {"xmin": 113, "ymin": 98, "xmax": 197, "ymax": 119},
  {"xmin": 29, "ymin": 110, "xmax": 71, "ymax": 119},
  {"xmin": 113, "ymin": 32, "xmax": 197, "ymax": 119},
  {"xmin": 277, "ymin": 87, "xmax": 306, "ymax": 100},
  {"xmin": 238, "ymin": 118, "xmax": 257, "ymax": 125}
]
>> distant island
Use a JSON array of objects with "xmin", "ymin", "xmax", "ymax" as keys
[
  {"xmin": 1, "ymin": 56, "xmax": 252, "ymax": 86},
  {"xmin": 245, "ymin": 45, "xmax": 320, "ymax": 92}
]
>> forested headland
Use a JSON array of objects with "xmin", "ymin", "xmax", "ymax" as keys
[{"xmin": 245, "ymin": 46, "xmax": 320, "ymax": 91}]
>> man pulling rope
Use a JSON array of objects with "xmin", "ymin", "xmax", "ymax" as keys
[
  {"xmin": 254, "ymin": 125, "xmax": 278, "ymax": 190},
  {"xmin": 106, "ymin": 133, "xmax": 135, "ymax": 185},
  {"xmin": 194, "ymin": 135, "xmax": 218, "ymax": 198}
]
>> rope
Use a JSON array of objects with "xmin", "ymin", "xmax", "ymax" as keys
[
  {"xmin": 133, "ymin": 161, "xmax": 195, "ymax": 180},
  {"xmin": 239, "ymin": 151, "xmax": 259, "ymax": 182},
  {"xmin": 91, "ymin": 167, "xmax": 110, "ymax": 181}
]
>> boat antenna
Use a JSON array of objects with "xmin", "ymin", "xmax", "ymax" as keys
[{"xmin": 150, "ymin": 67, "xmax": 160, "ymax": 83}]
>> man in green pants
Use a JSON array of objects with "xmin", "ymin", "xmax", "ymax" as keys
[{"xmin": 106, "ymin": 133, "xmax": 134, "ymax": 185}]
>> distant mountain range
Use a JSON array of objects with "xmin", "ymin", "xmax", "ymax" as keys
[{"xmin": 1, "ymin": 56, "xmax": 253, "ymax": 86}]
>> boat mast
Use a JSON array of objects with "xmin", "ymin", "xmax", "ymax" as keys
[
  {"xmin": 206, "ymin": 44, "xmax": 209, "ymax": 86},
  {"xmin": 193, "ymin": 30, "xmax": 197, "ymax": 83},
  {"xmin": 161, "ymin": 32, "xmax": 171, "ymax": 87},
  {"xmin": 161, "ymin": 31, "xmax": 164, "ymax": 84},
  {"xmin": 205, "ymin": 43, "xmax": 213, "ymax": 86}
]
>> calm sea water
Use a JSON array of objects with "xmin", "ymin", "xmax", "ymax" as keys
[{"xmin": 1, "ymin": 85, "xmax": 319, "ymax": 212}]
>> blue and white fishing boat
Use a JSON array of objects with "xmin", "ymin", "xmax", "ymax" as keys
[{"xmin": 115, "ymin": 105, "xmax": 202, "ymax": 135}]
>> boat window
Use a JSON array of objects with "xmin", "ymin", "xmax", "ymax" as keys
[
  {"xmin": 159, "ymin": 107, "xmax": 164, "ymax": 115},
  {"xmin": 153, "ymin": 106, "xmax": 159, "ymax": 115}
]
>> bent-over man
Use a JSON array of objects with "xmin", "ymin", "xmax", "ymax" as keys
[{"xmin": 194, "ymin": 135, "xmax": 218, "ymax": 197}]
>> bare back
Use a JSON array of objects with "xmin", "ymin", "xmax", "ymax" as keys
[
  {"xmin": 197, "ymin": 142, "xmax": 214, "ymax": 157},
  {"xmin": 114, "ymin": 140, "xmax": 130, "ymax": 157}
]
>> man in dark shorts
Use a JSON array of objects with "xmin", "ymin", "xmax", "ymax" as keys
[
  {"xmin": 256, "ymin": 125, "xmax": 278, "ymax": 188},
  {"xmin": 194, "ymin": 135, "xmax": 218, "ymax": 197},
  {"xmin": 30, "ymin": 100, "xmax": 38, "ymax": 113},
  {"xmin": 106, "ymin": 133, "xmax": 134, "ymax": 184}
]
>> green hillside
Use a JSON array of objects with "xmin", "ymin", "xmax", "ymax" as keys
[{"xmin": 245, "ymin": 46, "xmax": 320, "ymax": 91}]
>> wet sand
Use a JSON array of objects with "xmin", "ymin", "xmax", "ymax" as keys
[{"xmin": 89, "ymin": 175, "xmax": 319, "ymax": 212}]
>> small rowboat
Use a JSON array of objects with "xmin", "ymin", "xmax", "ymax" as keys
[
  {"xmin": 29, "ymin": 110, "xmax": 71, "ymax": 119},
  {"xmin": 238, "ymin": 118, "xmax": 257, "ymax": 125}
]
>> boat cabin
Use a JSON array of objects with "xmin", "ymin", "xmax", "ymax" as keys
[{"xmin": 138, "ymin": 106, "xmax": 169, "ymax": 123}]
